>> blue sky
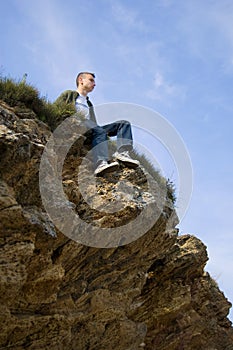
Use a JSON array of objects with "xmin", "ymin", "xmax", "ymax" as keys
[{"xmin": 1, "ymin": 0, "xmax": 233, "ymax": 320}]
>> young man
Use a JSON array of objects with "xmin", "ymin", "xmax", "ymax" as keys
[{"xmin": 56, "ymin": 72, "xmax": 139, "ymax": 175}]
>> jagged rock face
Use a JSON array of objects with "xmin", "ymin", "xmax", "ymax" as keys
[{"xmin": 0, "ymin": 100, "xmax": 233, "ymax": 350}]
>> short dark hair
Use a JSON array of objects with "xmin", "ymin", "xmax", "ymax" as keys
[{"xmin": 76, "ymin": 72, "xmax": 95, "ymax": 87}]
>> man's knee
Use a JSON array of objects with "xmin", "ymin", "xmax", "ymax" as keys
[
  {"xmin": 93, "ymin": 125, "xmax": 106, "ymax": 136},
  {"xmin": 118, "ymin": 120, "xmax": 131, "ymax": 126}
]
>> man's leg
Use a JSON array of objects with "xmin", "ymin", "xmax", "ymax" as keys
[
  {"xmin": 82, "ymin": 120, "xmax": 119, "ymax": 175},
  {"xmin": 102, "ymin": 120, "xmax": 133, "ymax": 151},
  {"xmin": 83, "ymin": 120, "xmax": 108, "ymax": 165},
  {"xmin": 102, "ymin": 120, "xmax": 139, "ymax": 168},
  {"xmin": 91, "ymin": 125, "xmax": 109, "ymax": 165}
]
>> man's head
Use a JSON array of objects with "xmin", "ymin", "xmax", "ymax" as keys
[{"xmin": 76, "ymin": 72, "xmax": 96, "ymax": 93}]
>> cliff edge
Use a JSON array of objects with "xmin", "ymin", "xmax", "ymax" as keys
[{"xmin": 0, "ymin": 100, "xmax": 233, "ymax": 350}]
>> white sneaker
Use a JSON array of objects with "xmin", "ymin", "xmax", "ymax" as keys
[
  {"xmin": 113, "ymin": 151, "xmax": 140, "ymax": 168},
  {"xmin": 94, "ymin": 160, "xmax": 119, "ymax": 176}
]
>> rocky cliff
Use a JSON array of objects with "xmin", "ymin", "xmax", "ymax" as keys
[{"xmin": 0, "ymin": 99, "xmax": 233, "ymax": 350}]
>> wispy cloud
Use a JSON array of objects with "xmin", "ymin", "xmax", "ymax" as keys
[
  {"xmin": 18, "ymin": 0, "xmax": 71, "ymax": 53},
  {"xmin": 15, "ymin": 0, "xmax": 94, "ymax": 95},
  {"xmin": 146, "ymin": 71, "xmax": 186, "ymax": 102},
  {"xmin": 111, "ymin": 2, "xmax": 148, "ymax": 32},
  {"xmin": 177, "ymin": 1, "xmax": 233, "ymax": 71}
]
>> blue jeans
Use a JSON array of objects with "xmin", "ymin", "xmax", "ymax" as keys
[{"xmin": 82, "ymin": 119, "xmax": 133, "ymax": 166}]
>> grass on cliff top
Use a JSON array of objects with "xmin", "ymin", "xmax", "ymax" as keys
[
  {"xmin": 0, "ymin": 75, "xmax": 75, "ymax": 130},
  {"xmin": 0, "ymin": 75, "xmax": 176, "ymax": 204},
  {"xmin": 133, "ymin": 151, "xmax": 176, "ymax": 204}
]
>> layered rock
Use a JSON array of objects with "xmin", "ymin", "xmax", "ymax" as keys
[{"xmin": 0, "ymin": 100, "xmax": 233, "ymax": 350}]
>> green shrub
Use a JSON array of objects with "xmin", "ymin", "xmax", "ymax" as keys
[
  {"xmin": 0, "ymin": 75, "xmax": 41, "ymax": 108},
  {"xmin": 0, "ymin": 75, "xmax": 76, "ymax": 130}
]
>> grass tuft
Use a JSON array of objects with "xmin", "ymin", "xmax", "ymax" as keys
[{"xmin": 0, "ymin": 75, "xmax": 75, "ymax": 130}]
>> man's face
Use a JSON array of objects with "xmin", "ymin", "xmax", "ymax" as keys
[{"xmin": 80, "ymin": 74, "xmax": 96, "ymax": 92}]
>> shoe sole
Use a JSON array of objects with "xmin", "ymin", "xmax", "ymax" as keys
[
  {"xmin": 95, "ymin": 163, "xmax": 119, "ymax": 176},
  {"xmin": 115, "ymin": 159, "xmax": 139, "ymax": 168}
]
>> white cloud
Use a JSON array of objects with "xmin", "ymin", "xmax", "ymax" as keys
[
  {"xmin": 146, "ymin": 71, "xmax": 186, "ymax": 102},
  {"xmin": 15, "ymin": 0, "xmax": 96, "ymax": 96}
]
